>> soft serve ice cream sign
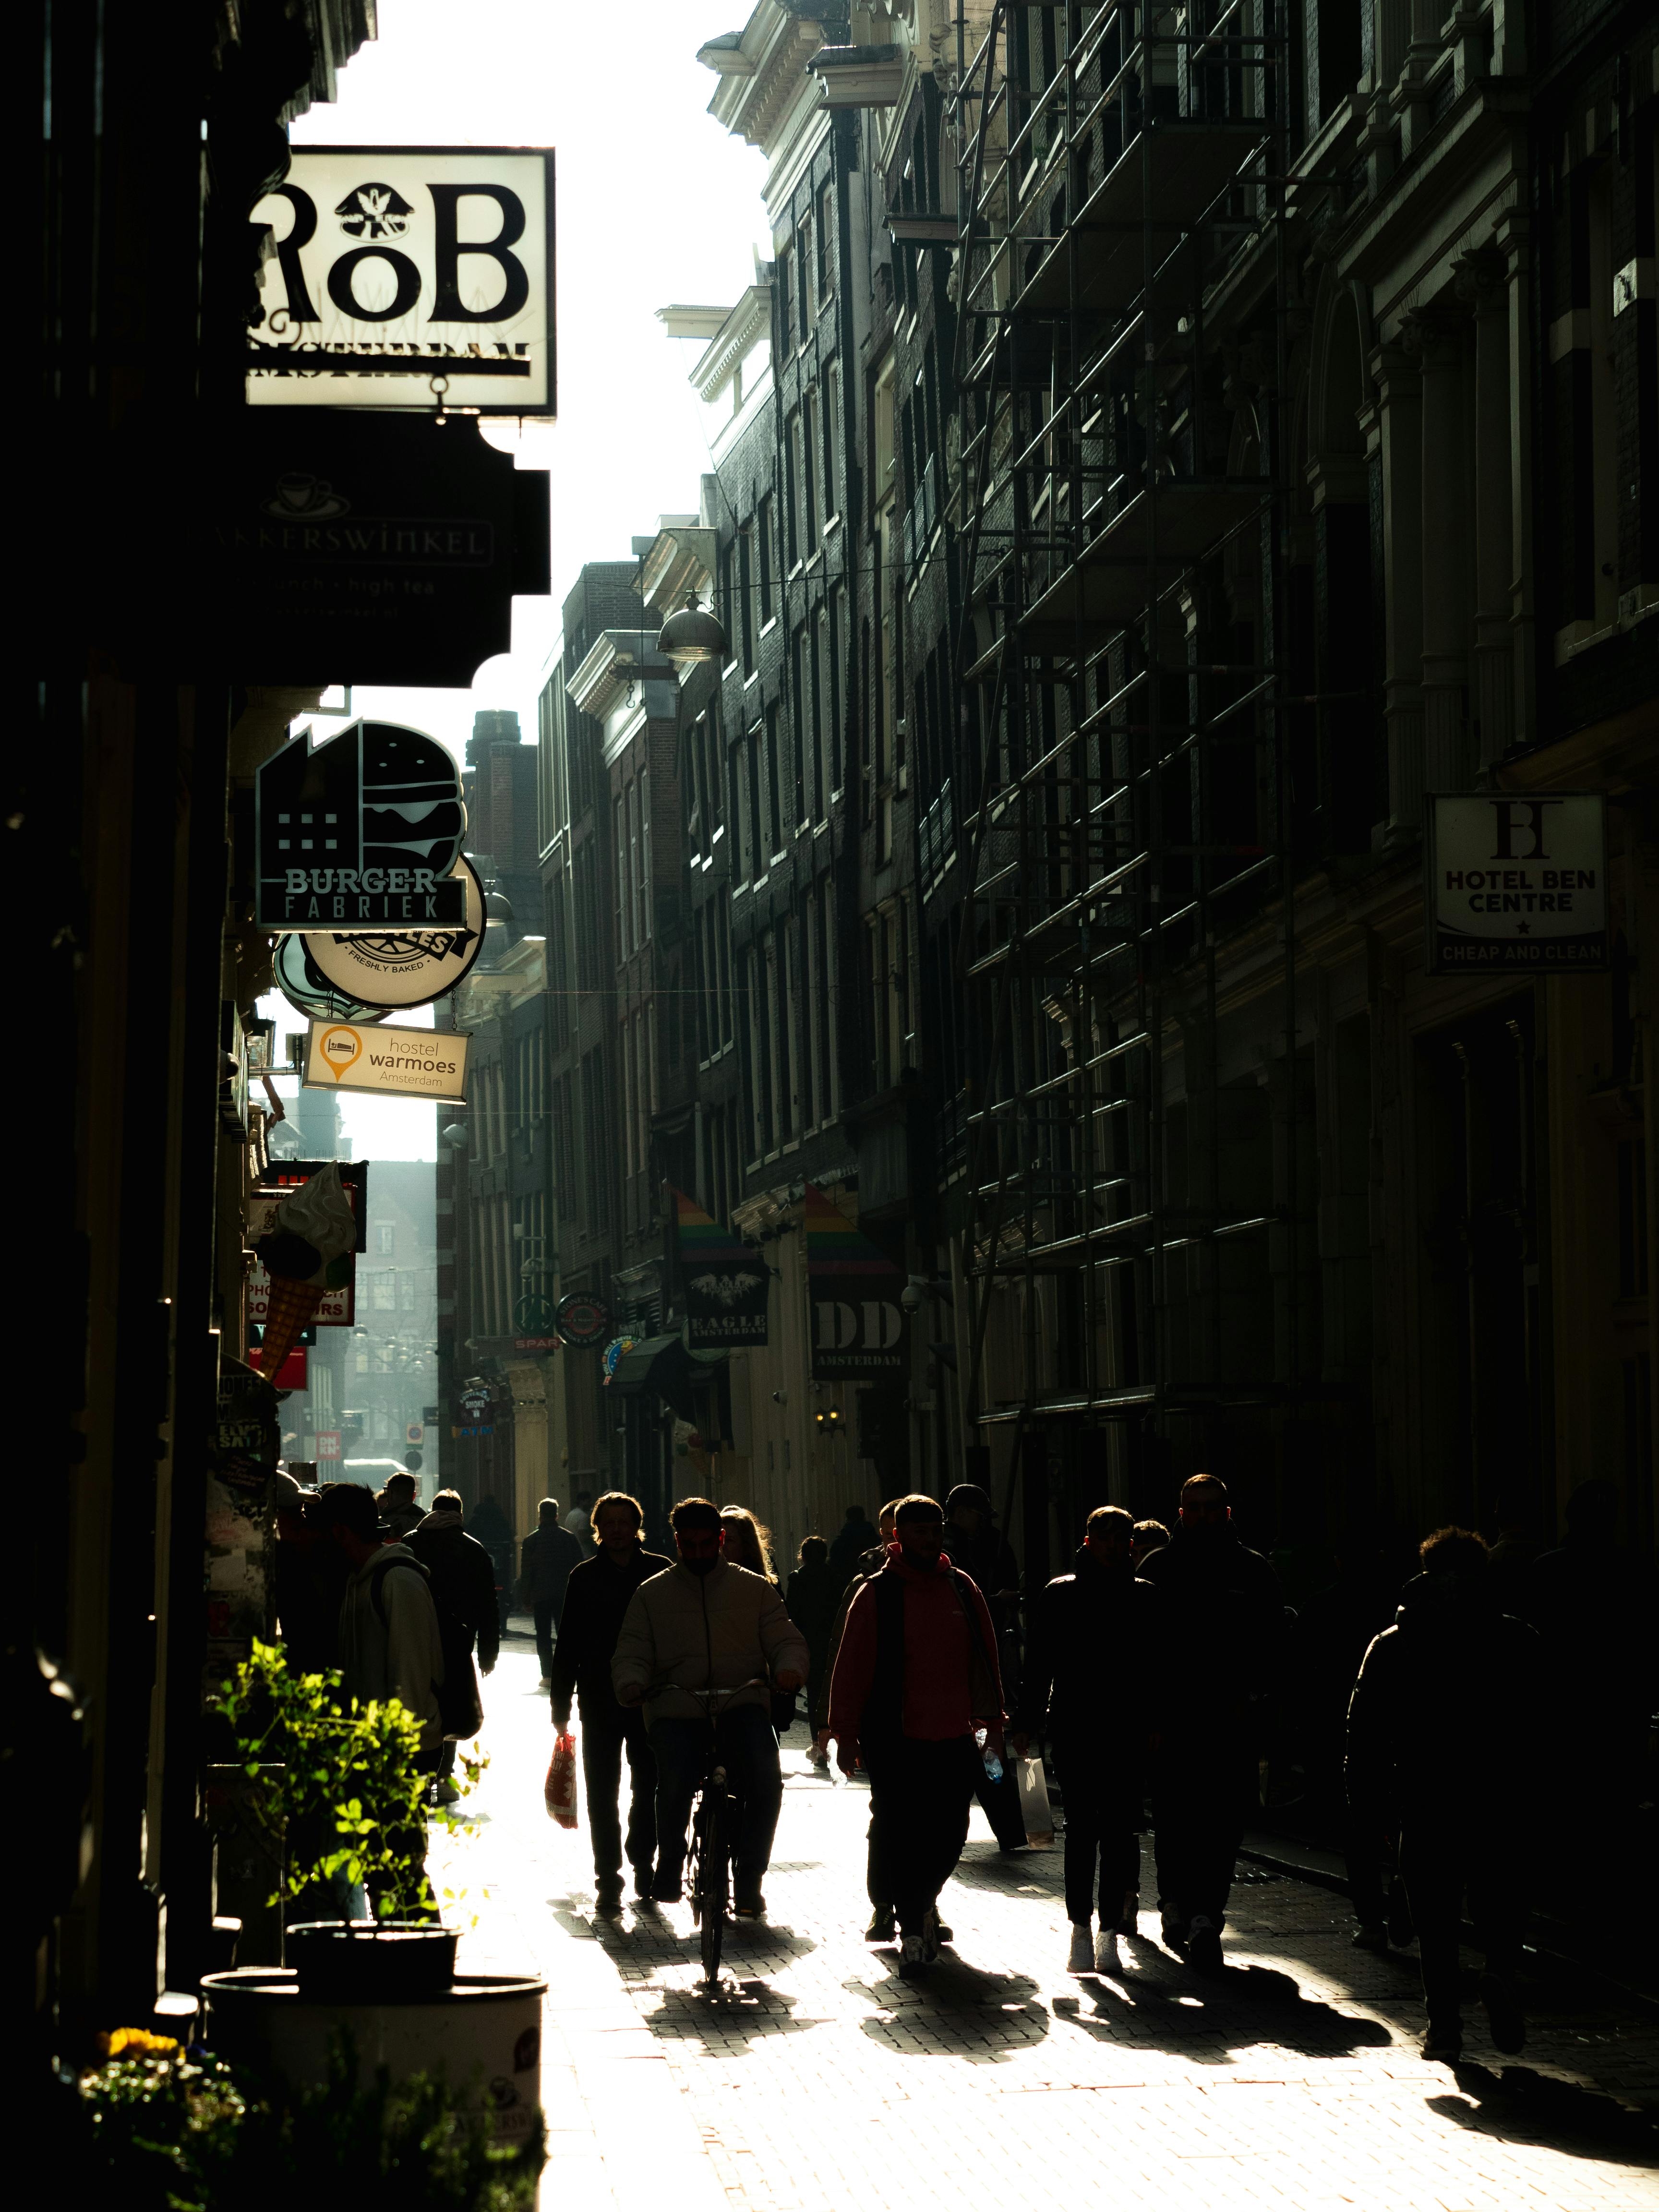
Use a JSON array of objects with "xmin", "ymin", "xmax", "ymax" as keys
[{"xmin": 306, "ymin": 1020, "xmax": 469, "ymax": 1100}]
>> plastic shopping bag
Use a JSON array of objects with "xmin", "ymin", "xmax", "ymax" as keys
[
  {"xmin": 1016, "ymin": 1753, "xmax": 1054, "ymax": 1846},
  {"xmin": 544, "ymin": 1731, "xmax": 578, "ymax": 1828}
]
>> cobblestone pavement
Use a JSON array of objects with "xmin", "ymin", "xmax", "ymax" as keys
[{"xmin": 435, "ymin": 1648, "xmax": 1659, "ymax": 2212}]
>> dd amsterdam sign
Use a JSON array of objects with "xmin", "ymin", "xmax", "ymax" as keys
[
  {"xmin": 248, "ymin": 147, "xmax": 555, "ymax": 414},
  {"xmin": 257, "ymin": 720, "xmax": 466, "ymax": 930},
  {"xmin": 1426, "ymin": 793, "xmax": 1609, "ymax": 975}
]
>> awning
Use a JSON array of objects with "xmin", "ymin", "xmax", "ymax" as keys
[{"xmin": 607, "ymin": 1333, "xmax": 724, "ymax": 1422}]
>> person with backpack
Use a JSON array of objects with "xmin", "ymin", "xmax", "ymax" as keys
[
  {"xmin": 319, "ymin": 1481, "xmax": 446, "ymax": 1766},
  {"xmin": 409, "ymin": 1489, "xmax": 499, "ymax": 1802},
  {"xmin": 828, "ymin": 1494, "xmax": 1007, "ymax": 1977},
  {"xmin": 517, "ymin": 1497, "xmax": 585, "ymax": 1685}
]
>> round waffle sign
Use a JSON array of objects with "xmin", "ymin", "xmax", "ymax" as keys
[{"xmin": 300, "ymin": 855, "xmax": 484, "ymax": 1010}]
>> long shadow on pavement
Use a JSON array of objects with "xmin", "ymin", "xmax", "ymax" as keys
[
  {"xmin": 855, "ymin": 1958, "xmax": 1052, "ymax": 2061},
  {"xmin": 1049, "ymin": 1935, "xmax": 1393, "ymax": 2065},
  {"xmin": 1427, "ymin": 2062, "xmax": 1659, "ymax": 2165}
]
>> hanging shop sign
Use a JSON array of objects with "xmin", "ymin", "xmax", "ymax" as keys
[
  {"xmin": 600, "ymin": 1336, "xmax": 637, "ymax": 1384},
  {"xmin": 672, "ymin": 1187, "xmax": 769, "ymax": 1349},
  {"xmin": 257, "ymin": 719, "xmax": 467, "ymax": 931},
  {"xmin": 274, "ymin": 931, "xmax": 391, "ymax": 1024},
  {"xmin": 556, "ymin": 1291, "xmax": 613, "ymax": 1350},
  {"xmin": 247, "ymin": 147, "xmax": 555, "ymax": 413},
  {"xmin": 804, "ymin": 1182, "xmax": 911, "ymax": 1381},
  {"xmin": 298, "ymin": 859, "xmax": 485, "ymax": 1008},
  {"xmin": 303, "ymin": 1018, "xmax": 470, "ymax": 1100},
  {"xmin": 207, "ymin": 413, "xmax": 550, "ymax": 686},
  {"xmin": 246, "ymin": 1184, "xmax": 358, "ymax": 1327},
  {"xmin": 1426, "ymin": 793, "xmax": 1609, "ymax": 975}
]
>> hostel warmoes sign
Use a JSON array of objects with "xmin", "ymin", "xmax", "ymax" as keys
[
  {"xmin": 248, "ymin": 147, "xmax": 554, "ymax": 413},
  {"xmin": 1426, "ymin": 793, "xmax": 1609, "ymax": 975}
]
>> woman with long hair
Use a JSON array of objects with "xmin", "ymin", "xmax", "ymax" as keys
[{"xmin": 721, "ymin": 1506, "xmax": 796, "ymax": 1736}]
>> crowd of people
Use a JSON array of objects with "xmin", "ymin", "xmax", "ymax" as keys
[{"xmin": 268, "ymin": 1460, "xmax": 1650, "ymax": 2067}]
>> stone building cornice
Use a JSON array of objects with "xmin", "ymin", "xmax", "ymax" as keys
[{"xmin": 700, "ymin": 3, "xmax": 830, "ymax": 152}]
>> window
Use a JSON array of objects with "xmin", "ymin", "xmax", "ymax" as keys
[
  {"xmin": 824, "ymin": 358, "xmax": 842, "ymax": 523},
  {"xmin": 739, "ymin": 723, "xmax": 760, "ymax": 882},
  {"xmin": 816, "ymin": 181, "xmax": 834, "ymax": 303},
  {"xmin": 764, "ymin": 701, "xmax": 782, "ymax": 858},
  {"xmin": 815, "ymin": 608, "xmax": 831, "ymax": 820},
  {"xmin": 757, "ymin": 495, "xmax": 775, "ymax": 624},
  {"xmin": 829, "ymin": 586, "xmax": 846, "ymax": 794},
  {"xmin": 738, "ymin": 519, "xmax": 755, "ymax": 673},
  {"xmin": 776, "ymin": 244, "xmax": 793, "ymax": 355},
  {"xmin": 797, "ymin": 213, "xmax": 815, "ymax": 339},
  {"xmin": 786, "ymin": 413, "xmax": 804, "ymax": 567},
  {"xmin": 372, "ymin": 1274, "xmax": 397, "ymax": 1312},
  {"xmin": 718, "ymin": 541, "xmax": 736, "ymax": 660},
  {"xmin": 779, "ymin": 918, "xmax": 800, "ymax": 1144},
  {"xmin": 804, "ymin": 385, "xmax": 821, "ymax": 544},
  {"xmin": 375, "ymin": 1222, "xmax": 395, "ymax": 1255},
  {"xmin": 398, "ymin": 1271, "xmax": 416, "ymax": 1311},
  {"xmin": 637, "ymin": 767, "xmax": 651, "ymax": 944},
  {"xmin": 614, "ymin": 792, "xmax": 630, "ymax": 959},
  {"xmin": 792, "ymin": 628, "xmax": 808, "ymax": 826}
]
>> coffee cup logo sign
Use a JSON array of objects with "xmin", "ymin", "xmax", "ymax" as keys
[
  {"xmin": 256, "ymin": 719, "xmax": 468, "ymax": 931},
  {"xmin": 247, "ymin": 148, "xmax": 555, "ymax": 415}
]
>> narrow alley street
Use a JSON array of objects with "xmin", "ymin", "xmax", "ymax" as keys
[{"xmin": 434, "ymin": 1646, "xmax": 1659, "ymax": 2212}]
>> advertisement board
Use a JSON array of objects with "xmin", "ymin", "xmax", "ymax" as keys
[
  {"xmin": 303, "ymin": 1019, "xmax": 470, "ymax": 1099},
  {"xmin": 1425, "ymin": 793, "xmax": 1609, "ymax": 974}
]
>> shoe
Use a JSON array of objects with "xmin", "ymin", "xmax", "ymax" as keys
[
  {"xmin": 1067, "ymin": 1924, "xmax": 1094, "ymax": 1974},
  {"xmin": 1186, "ymin": 1916, "xmax": 1223, "ymax": 1974},
  {"xmin": 632, "ymin": 1865, "xmax": 654, "ymax": 1899},
  {"xmin": 432, "ymin": 1779, "xmax": 461, "ymax": 1805},
  {"xmin": 1351, "ymin": 1923, "xmax": 1390, "ymax": 1952},
  {"xmin": 865, "ymin": 1904, "xmax": 897, "ymax": 1944},
  {"xmin": 899, "ymin": 1933, "xmax": 927, "ymax": 1978},
  {"xmin": 1116, "ymin": 1890, "xmax": 1140, "ymax": 1936},
  {"xmin": 807, "ymin": 1745, "xmax": 830, "ymax": 1769},
  {"xmin": 1094, "ymin": 1928, "xmax": 1121, "ymax": 1973},
  {"xmin": 1479, "ymin": 1972, "xmax": 1525, "ymax": 2055},
  {"xmin": 539, "ymin": 1673, "xmax": 551, "ymax": 1688},
  {"xmin": 650, "ymin": 1872, "xmax": 683, "ymax": 1904},
  {"xmin": 595, "ymin": 1882, "xmax": 623, "ymax": 1916},
  {"xmin": 922, "ymin": 1906, "xmax": 943, "ymax": 1965},
  {"xmin": 1160, "ymin": 1908, "xmax": 1189, "ymax": 1951},
  {"xmin": 1422, "ymin": 2020, "xmax": 1463, "ymax": 2063},
  {"xmin": 733, "ymin": 1877, "xmax": 765, "ymax": 1921},
  {"xmin": 934, "ymin": 1920, "xmax": 953, "ymax": 1944}
]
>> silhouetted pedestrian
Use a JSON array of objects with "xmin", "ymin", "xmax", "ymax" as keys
[
  {"xmin": 518, "ymin": 1496, "xmax": 584, "ymax": 1684},
  {"xmin": 550, "ymin": 1491, "xmax": 671, "ymax": 1913},
  {"xmin": 828, "ymin": 1504, "xmax": 880, "ymax": 1587},
  {"xmin": 786, "ymin": 1537, "xmax": 838, "ymax": 1756},
  {"xmin": 1347, "ymin": 1527, "xmax": 1543, "ymax": 2063},
  {"xmin": 1140, "ymin": 1474, "xmax": 1286, "ymax": 1972},
  {"xmin": 829, "ymin": 1495, "xmax": 1006, "ymax": 1976},
  {"xmin": 1018, "ymin": 1505, "xmax": 1165, "ymax": 1973},
  {"xmin": 409, "ymin": 1489, "xmax": 498, "ymax": 1803},
  {"xmin": 943, "ymin": 1482, "xmax": 1028, "ymax": 1851}
]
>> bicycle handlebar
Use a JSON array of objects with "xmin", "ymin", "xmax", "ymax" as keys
[{"xmin": 655, "ymin": 1678, "xmax": 769, "ymax": 1696}]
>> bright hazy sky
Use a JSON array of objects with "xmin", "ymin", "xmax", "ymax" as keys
[{"xmin": 263, "ymin": 0, "xmax": 770, "ymax": 1160}]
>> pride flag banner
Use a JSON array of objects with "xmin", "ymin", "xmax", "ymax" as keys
[
  {"xmin": 802, "ymin": 1183, "xmax": 908, "ymax": 1378},
  {"xmin": 673, "ymin": 1187, "xmax": 769, "ymax": 1347}
]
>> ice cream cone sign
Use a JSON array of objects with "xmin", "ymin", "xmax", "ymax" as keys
[{"xmin": 318, "ymin": 1024, "xmax": 363, "ymax": 1081}]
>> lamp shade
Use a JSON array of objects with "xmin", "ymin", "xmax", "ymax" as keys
[{"xmin": 656, "ymin": 590, "xmax": 727, "ymax": 665}]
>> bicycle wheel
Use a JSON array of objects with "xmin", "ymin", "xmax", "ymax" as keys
[{"xmin": 697, "ymin": 1783, "xmax": 727, "ymax": 1981}]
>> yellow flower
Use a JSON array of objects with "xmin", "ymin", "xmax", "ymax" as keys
[{"xmin": 96, "ymin": 2028, "xmax": 180, "ymax": 2059}]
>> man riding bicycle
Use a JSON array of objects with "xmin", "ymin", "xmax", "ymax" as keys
[{"xmin": 613, "ymin": 1496, "xmax": 809, "ymax": 1919}]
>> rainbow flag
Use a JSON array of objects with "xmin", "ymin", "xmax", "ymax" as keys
[
  {"xmin": 803, "ymin": 1182, "xmax": 900, "ymax": 1275},
  {"xmin": 673, "ymin": 1187, "xmax": 743, "ymax": 1258}
]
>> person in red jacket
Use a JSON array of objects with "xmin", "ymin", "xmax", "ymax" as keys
[{"xmin": 828, "ymin": 1493, "xmax": 1006, "ymax": 1976}]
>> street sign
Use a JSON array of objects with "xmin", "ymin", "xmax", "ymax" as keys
[
  {"xmin": 1426, "ymin": 793, "xmax": 1609, "ymax": 974},
  {"xmin": 248, "ymin": 147, "xmax": 556, "ymax": 414},
  {"xmin": 304, "ymin": 1018, "xmax": 470, "ymax": 1100},
  {"xmin": 298, "ymin": 859, "xmax": 484, "ymax": 1009},
  {"xmin": 315, "ymin": 1430, "xmax": 342, "ymax": 1461},
  {"xmin": 407, "ymin": 1421, "xmax": 425, "ymax": 1444},
  {"xmin": 555, "ymin": 1290, "xmax": 612, "ymax": 1348},
  {"xmin": 514, "ymin": 1292, "xmax": 556, "ymax": 1332},
  {"xmin": 256, "ymin": 720, "xmax": 467, "ymax": 931}
]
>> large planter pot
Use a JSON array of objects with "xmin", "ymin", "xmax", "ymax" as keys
[
  {"xmin": 285, "ymin": 1919, "xmax": 458, "ymax": 2001},
  {"xmin": 203, "ymin": 1967, "xmax": 546, "ymax": 2144}
]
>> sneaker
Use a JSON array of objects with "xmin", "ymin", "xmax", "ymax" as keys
[
  {"xmin": 733, "ymin": 1877, "xmax": 765, "ymax": 1921},
  {"xmin": 594, "ymin": 1882, "xmax": 623, "ymax": 1916},
  {"xmin": 1479, "ymin": 1972, "xmax": 1525, "ymax": 2055},
  {"xmin": 431, "ymin": 1779, "xmax": 461, "ymax": 1806},
  {"xmin": 650, "ymin": 1871, "xmax": 683, "ymax": 1904},
  {"xmin": 934, "ymin": 1920, "xmax": 954, "ymax": 1944},
  {"xmin": 865, "ymin": 1904, "xmax": 897, "ymax": 1944},
  {"xmin": 1186, "ymin": 1916, "xmax": 1223, "ymax": 1975},
  {"xmin": 922, "ymin": 1907, "xmax": 943, "ymax": 1964},
  {"xmin": 899, "ymin": 1933, "xmax": 927, "ymax": 1979},
  {"xmin": 1067, "ymin": 1924, "xmax": 1095, "ymax": 1974},
  {"xmin": 1351, "ymin": 1923, "xmax": 1390, "ymax": 1952},
  {"xmin": 1422, "ymin": 2020, "xmax": 1463, "ymax": 2063},
  {"xmin": 1094, "ymin": 1928, "xmax": 1121, "ymax": 1973},
  {"xmin": 632, "ymin": 1865, "xmax": 654, "ymax": 1899},
  {"xmin": 1116, "ymin": 1890, "xmax": 1140, "ymax": 1936},
  {"xmin": 1160, "ymin": 1907, "xmax": 1189, "ymax": 1951}
]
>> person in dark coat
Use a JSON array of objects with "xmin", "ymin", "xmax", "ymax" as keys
[
  {"xmin": 549, "ymin": 1490, "xmax": 672, "ymax": 1913},
  {"xmin": 465, "ymin": 1491, "xmax": 516, "ymax": 1634},
  {"xmin": 518, "ymin": 1497, "xmax": 584, "ymax": 1684},
  {"xmin": 786, "ymin": 1537, "xmax": 839, "ymax": 1757},
  {"xmin": 1017, "ymin": 1505, "xmax": 1165, "ymax": 1974},
  {"xmin": 1139, "ymin": 1473, "xmax": 1286, "ymax": 1972},
  {"xmin": 1347, "ymin": 1527, "xmax": 1545, "ymax": 2063},
  {"xmin": 827, "ymin": 1504, "xmax": 881, "ymax": 1588},
  {"xmin": 408, "ymin": 1490, "xmax": 499, "ymax": 1803},
  {"xmin": 942, "ymin": 1482, "xmax": 1028, "ymax": 1851}
]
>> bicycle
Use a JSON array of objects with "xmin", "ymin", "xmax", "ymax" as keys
[{"xmin": 658, "ymin": 1678, "xmax": 767, "ymax": 1982}]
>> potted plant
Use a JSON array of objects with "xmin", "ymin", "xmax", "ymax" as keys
[{"xmin": 213, "ymin": 1640, "xmax": 481, "ymax": 1998}]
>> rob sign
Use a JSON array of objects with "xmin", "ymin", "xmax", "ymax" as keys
[
  {"xmin": 248, "ymin": 147, "xmax": 554, "ymax": 412},
  {"xmin": 1426, "ymin": 793, "xmax": 1608, "ymax": 975}
]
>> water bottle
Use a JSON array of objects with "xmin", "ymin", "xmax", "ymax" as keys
[{"xmin": 974, "ymin": 1725, "xmax": 1004, "ymax": 1784}]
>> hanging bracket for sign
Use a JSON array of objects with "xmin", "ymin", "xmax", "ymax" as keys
[{"xmin": 247, "ymin": 146, "xmax": 555, "ymax": 415}]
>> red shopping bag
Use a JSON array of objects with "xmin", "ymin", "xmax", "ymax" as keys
[{"xmin": 544, "ymin": 1731, "xmax": 578, "ymax": 1828}]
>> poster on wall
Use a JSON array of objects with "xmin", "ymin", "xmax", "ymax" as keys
[{"xmin": 1426, "ymin": 793, "xmax": 1608, "ymax": 975}]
